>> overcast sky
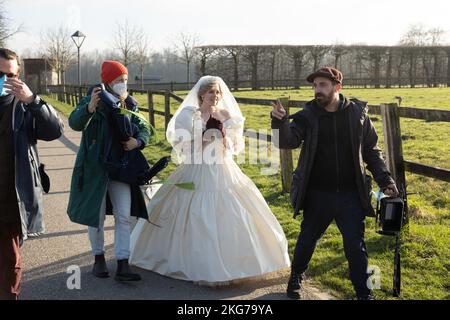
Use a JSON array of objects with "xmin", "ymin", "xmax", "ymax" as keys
[{"xmin": 6, "ymin": 0, "xmax": 450, "ymax": 56}]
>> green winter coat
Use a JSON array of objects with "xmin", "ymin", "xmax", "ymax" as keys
[{"xmin": 67, "ymin": 94, "xmax": 151, "ymax": 228}]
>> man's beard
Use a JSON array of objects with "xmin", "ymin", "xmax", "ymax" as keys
[{"xmin": 315, "ymin": 91, "xmax": 334, "ymax": 108}]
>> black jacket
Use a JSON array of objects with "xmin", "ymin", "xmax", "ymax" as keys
[
  {"xmin": 308, "ymin": 97, "xmax": 357, "ymax": 192},
  {"xmin": 271, "ymin": 95, "xmax": 394, "ymax": 217},
  {"xmin": 12, "ymin": 96, "xmax": 64, "ymax": 237}
]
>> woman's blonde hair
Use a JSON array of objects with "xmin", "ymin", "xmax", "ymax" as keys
[{"xmin": 197, "ymin": 78, "xmax": 223, "ymax": 105}]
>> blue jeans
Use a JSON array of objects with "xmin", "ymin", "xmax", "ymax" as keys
[{"xmin": 291, "ymin": 189, "xmax": 370, "ymax": 297}]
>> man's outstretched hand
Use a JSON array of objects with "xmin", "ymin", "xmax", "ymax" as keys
[{"xmin": 271, "ymin": 99, "xmax": 287, "ymax": 120}]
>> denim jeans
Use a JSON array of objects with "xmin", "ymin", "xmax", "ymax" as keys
[
  {"xmin": 291, "ymin": 189, "xmax": 371, "ymax": 297},
  {"xmin": 88, "ymin": 180, "xmax": 131, "ymax": 260}
]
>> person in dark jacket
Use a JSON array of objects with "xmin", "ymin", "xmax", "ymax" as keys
[
  {"xmin": 271, "ymin": 67, "xmax": 399, "ymax": 300},
  {"xmin": 0, "ymin": 48, "xmax": 64, "ymax": 300},
  {"xmin": 67, "ymin": 61, "xmax": 151, "ymax": 282}
]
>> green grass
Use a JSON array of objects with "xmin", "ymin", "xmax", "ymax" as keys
[
  {"xmin": 45, "ymin": 96, "xmax": 75, "ymax": 118},
  {"xmin": 44, "ymin": 88, "xmax": 449, "ymax": 300}
]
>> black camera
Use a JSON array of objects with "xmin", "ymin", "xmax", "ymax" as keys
[
  {"xmin": 88, "ymin": 83, "xmax": 123, "ymax": 110},
  {"xmin": 376, "ymin": 197, "xmax": 405, "ymax": 236},
  {"xmin": 138, "ymin": 156, "xmax": 171, "ymax": 185},
  {"xmin": 375, "ymin": 190, "xmax": 407, "ymax": 297}
]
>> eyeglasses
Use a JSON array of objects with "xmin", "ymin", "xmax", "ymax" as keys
[{"xmin": 0, "ymin": 71, "xmax": 16, "ymax": 78}]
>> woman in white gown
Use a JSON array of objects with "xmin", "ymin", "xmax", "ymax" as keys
[{"xmin": 130, "ymin": 76, "xmax": 290, "ymax": 284}]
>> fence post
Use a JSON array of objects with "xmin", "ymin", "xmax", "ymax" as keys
[
  {"xmin": 70, "ymin": 91, "xmax": 74, "ymax": 106},
  {"xmin": 61, "ymin": 86, "xmax": 65, "ymax": 103},
  {"xmin": 58, "ymin": 85, "xmax": 63, "ymax": 102},
  {"xmin": 71, "ymin": 87, "xmax": 75, "ymax": 106},
  {"xmin": 278, "ymin": 97, "xmax": 293, "ymax": 193},
  {"xmin": 63, "ymin": 85, "xmax": 67, "ymax": 103},
  {"xmin": 164, "ymin": 90, "xmax": 171, "ymax": 131},
  {"xmin": 380, "ymin": 103, "xmax": 408, "ymax": 225},
  {"xmin": 147, "ymin": 91, "xmax": 155, "ymax": 127}
]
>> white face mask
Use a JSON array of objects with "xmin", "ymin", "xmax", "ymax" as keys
[{"xmin": 112, "ymin": 82, "xmax": 127, "ymax": 97}]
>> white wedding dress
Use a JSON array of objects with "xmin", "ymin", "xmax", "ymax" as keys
[{"xmin": 130, "ymin": 78, "xmax": 290, "ymax": 284}]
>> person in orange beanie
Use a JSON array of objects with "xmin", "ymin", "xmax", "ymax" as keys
[{"xmin": 68, "ymin": 60, "xmax": 152, "ymax": 282}]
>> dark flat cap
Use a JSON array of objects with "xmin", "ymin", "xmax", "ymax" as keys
[{"xmin": 306, "ymin": 67, "xmax": 343, "ymax": 84}]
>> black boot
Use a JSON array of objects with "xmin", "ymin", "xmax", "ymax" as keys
[
  {"xmin": 286, "ymin": 270, "xmax": 303, "ymax": 300},
  {"xmin": 115, "ymin": 259, "xmax": 141, "ymax": 281},
  {"xmin": 92, "ymin": 254, "xmax": 109, "ymax": 278}
]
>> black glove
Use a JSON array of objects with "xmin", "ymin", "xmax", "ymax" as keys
[{"xmin": 204, "ymin": 115, "xmax": 225, "ymax": 137}]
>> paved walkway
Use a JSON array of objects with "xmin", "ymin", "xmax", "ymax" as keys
[{"xmin": 20, "ymin": 114, "xmax": 335, "ymax": 300}]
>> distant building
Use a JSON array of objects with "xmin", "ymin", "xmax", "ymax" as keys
[
  {"xmin": 23, "ymin": 58, "xmax": 58, "ymax": 94},
  {"xmin": 134, "ymin": 75, "xmax": 163, "ymax": 83}
]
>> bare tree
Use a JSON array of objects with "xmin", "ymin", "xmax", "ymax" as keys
[
  {"xmin": 427, "ymin": 28, "xmax": 445, "ymax": 45},
  {"xmin": 446, "ymin": 48, "xmax": 450, "ymax": 87},
  {"xmin": 284, "ymin": 46, "xmax": 308, "ymax": 89},
  {"xmin": 428, "ymin": 28, "xmax": 445, "ymax": 87},
  {"xmin": 399, "ymin": 27, "xmax": 423, "ymax": 88},
  {"xmin": 224, "ymin": 46, "xmax": 242, "ymax": 90},
  {"xmin": 154, "ymin": 41, "xmax": 450, "ymax": 89},
  {"xmin": 400, "ymin": 25, "xmax": 429, "ymax": 87},
  {"xmin": 112, "ymin": 20, "xmax": 141, "ymax": 67},
  {"xmin": 394, "ymin": 48, "xmax": 407, "ymax": 86},
  {"xmin": 308, "ymin": 45, "xmax": 329, "ymax": 71},
  {"xmin": 385, "ymin": 47, "xmax": 394, "ymax": 88},
  {"xmin": 400, "ymin": 24, "xmax": 429, "ymax": 46},
  {"xmin": 175, "ymin": 32, "xmax": 199, "ymax": 86},
  {"xmin": 197, "ymin": 46, "xmax": 216, "ymax": 77},
  {"xmin": 399, "ymin": 24, "xmax": 447, "ymax": 87},
  {"xmin": 359, "ymin": 46, "xmax": 386, "ymax": 88},
  {"xmin": 135, "ymin": 33, "xmax": 151, "ymax": 90},
  {"xmin": 0, "ymin": 0, "xmax": 23, "ymax": 46},
  {"xmin": 241, "ymin": 46, "xmax": 262, "ymax": 90},
  {"xmin": 41, "ymin": 25, "xmax": 76, "ymax": 85},
  {"xmin": 331, "ymin": 45, "xmax": 349, "ymax": 69},
  {"xmin": 265, "ymin": 46, "xmax": 280, "ymax": 89}
]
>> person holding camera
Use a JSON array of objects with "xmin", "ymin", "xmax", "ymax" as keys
[
  {"xmin": 271, "ymin": 67, "xmax": 398, "ymax": 300},
  {"xmin": 0, "ymin": 48, "xmax": 64, "ymax": 299},
  {"xmin": 67, "ymin": 60, "xmax": 151, "ymax": 282}
]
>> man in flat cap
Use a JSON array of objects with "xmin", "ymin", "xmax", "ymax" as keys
[{"xmin": 271, "ymin": 67, "xmax": 399, "ymax": 300}]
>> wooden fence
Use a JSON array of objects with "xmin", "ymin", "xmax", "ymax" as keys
[
  {"xmin": 46, "ymin": 75, "xmax": 450, "ymax": 95},
  {"xmin": 128, "ymin": 77, "xmax": 450, "ymax": 91},
  {"xmin": 47, "ymin": 85, "xmax": 450, "ymax": 194}
]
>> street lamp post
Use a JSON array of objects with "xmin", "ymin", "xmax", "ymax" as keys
[
  {"xmin": 71, "ymin": 31, "xmax": 86, "ymax": 86},
  {"xmin": 44, "ymin": 57, "xmax": 48, "ymax": 94}
]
